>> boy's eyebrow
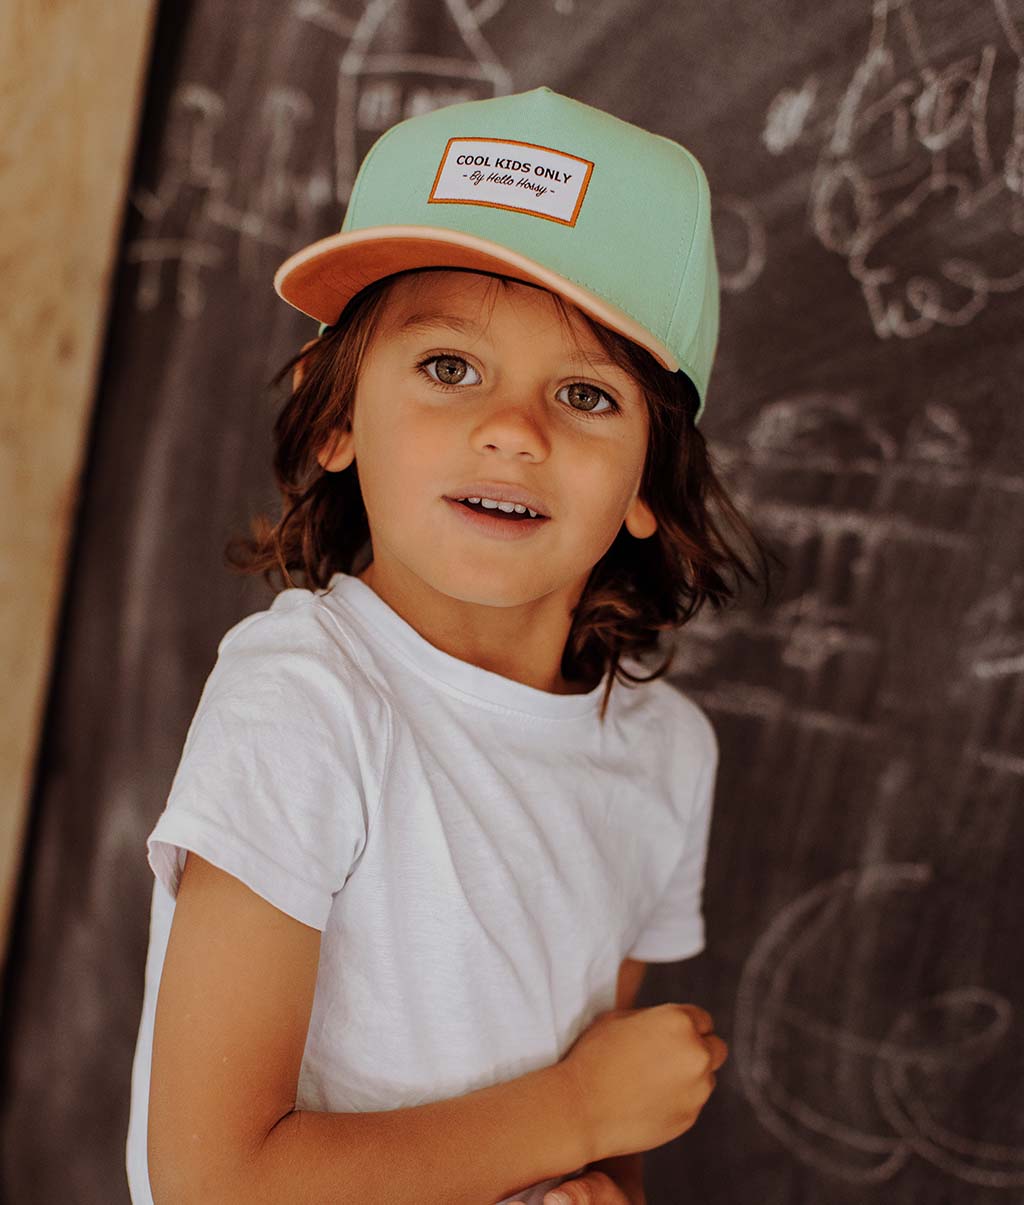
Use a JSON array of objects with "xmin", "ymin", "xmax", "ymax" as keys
[
  {"xmin": 394, "ymin": 312, "xmax": 483, "ymax": 336},
  {"xmin": 393, "ymin": 312, "xmax": 630, "ymax": 376}
]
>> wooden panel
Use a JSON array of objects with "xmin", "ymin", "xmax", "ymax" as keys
[{"xmin": 0, "ymin": 3, "xmax": 158, "ymax": 981}]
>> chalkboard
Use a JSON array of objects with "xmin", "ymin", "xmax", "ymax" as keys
[{"xmin": 3, "ymin": 0, "xmax": 1023, "ymax": 1201}]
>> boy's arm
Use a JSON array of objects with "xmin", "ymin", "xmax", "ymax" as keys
[
  {"xmin": 246, "ymin": 965, "xmax": 645, "ymax": 1205},
  {"xmin": 149, "ymin": 852, "xmax": 593, "ymax": 1205},
  {"xmin": 578, "ymin": 959, "xmax": 649, "ymax": 1200},
  {"xmin": 613, "ymin": 958, "xmax": 648, "ymax": 1012},
  {"xmin": 251, "ymin": 1064, "xmax": 589, "ymax": 1205}
]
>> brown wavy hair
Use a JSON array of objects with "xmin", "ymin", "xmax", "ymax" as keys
[{"xmin": 226, "ymin": 266, "xmax": 784, "ymax": 720}]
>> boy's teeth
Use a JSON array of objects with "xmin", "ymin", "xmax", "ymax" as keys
[{"xmin": 464, "ymin": 496, "xmax": 539, "ymax": 518}]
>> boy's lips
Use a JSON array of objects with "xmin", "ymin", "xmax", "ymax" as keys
[
  {"xmin": 443, "ymin": 481, "xmax": 552, "ymax": 519},
  {"xmin": 443, "ymin": 497, "xmax": 551, "ymax": 540}
]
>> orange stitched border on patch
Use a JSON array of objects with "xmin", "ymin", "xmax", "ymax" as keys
[{"xmin": 428, "ymin": 136, "xmax": 594, "ymax": 227}]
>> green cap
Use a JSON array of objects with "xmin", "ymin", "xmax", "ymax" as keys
[{"xmin": 273, "ymin": 86, "xmax": 719, "ymax": 422}]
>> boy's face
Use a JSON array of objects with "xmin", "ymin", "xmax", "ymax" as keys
[{"xmin": 316, "ymin": 269, "xmax": 656, "ymax": 614}]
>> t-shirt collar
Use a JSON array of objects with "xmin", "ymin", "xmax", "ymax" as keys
[{"xmin": 321, "ymin": 571, "xmax": 610, "ymax": 719}]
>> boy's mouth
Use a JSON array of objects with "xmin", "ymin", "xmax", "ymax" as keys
[
  {"xmin": 444, "ymin": 484, "xmax": 551, "ymax": 519},
  {"xmin": 453, "ymin": 498, "xmax": 538, "ymax": 521},
  {"xmin": 443, "ymin": 496, "xmax": 551, "ymax": 538},
  {"xmin": 444, "ymin": 490, "xmax": 550, "ymax": 519}
]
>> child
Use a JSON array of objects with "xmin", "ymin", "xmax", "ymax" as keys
[{"xmin": 127, "ymin": 86, "xmax": 775, "ymax": 1205}]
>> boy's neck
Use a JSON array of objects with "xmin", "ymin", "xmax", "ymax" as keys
[{"xmin": 353, "ymin": 564, "xmax": 596, "ymax": 696}]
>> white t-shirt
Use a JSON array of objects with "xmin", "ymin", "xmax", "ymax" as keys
[{"xmin": 126, "ymin": 571, "xmax": 718, "ymax": 1205}]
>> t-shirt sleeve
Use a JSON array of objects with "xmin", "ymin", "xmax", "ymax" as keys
[
  {"xmin": 146, "ymin": 604, "xmax": 378, "ymax": 931},
  {"xmin": 627, "ymin": 704, "xmax": 719, "ymax": 962}
]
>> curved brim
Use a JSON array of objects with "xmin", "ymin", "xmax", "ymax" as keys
[{"xmin": 273, "ymin": 225, "xmax": 679, "ymax": 373}]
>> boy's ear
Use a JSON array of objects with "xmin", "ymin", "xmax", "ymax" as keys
[
  {"xmin": 295, "ymin": 336, "xmax": 355, "ymax": 472},
  {"xmin": 316, "ymin": 425, "xmax": 355, "ymax": 473},
  {"xmin": 292, "ymin": 338, "xmax": 320, "ymax": 391},
  {"xmin": 624, "ymin": 493, "xmax": 657, "ymax": 539}
]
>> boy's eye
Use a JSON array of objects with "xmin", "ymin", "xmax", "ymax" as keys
[
  {"xmin": 558, "ymin": 381, "xmax": 616, "ymax": 415},
  {"xmin": 415, "ymin": 354, "xmax": 620, "ymax": 417},
  {"xmin": 421, "ymin": 354, "xmax": 480, "ymax": 387}
]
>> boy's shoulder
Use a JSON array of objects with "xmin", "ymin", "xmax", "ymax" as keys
[
  {"xmin": 217, "ymin": 584, "xmax": 357, "ymax": 654},
  {"xmin": 208, "ymin": 585, "xmax": 386, "ymax": 715},
  {"xmin": 641, "ymin": 672, "xmax": 719, "ymax": 766},
  {"xmin": 644, "ymin": 678, "xmax": 719, "ymax": 827}
]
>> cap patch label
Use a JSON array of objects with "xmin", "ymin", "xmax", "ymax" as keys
[{"xmin": 429, "ymin": 137, "xmax": 593, "ymax": 226}]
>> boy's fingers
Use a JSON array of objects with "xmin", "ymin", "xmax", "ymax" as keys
[
  {"xmin": 678, "ymin": 1002, "xmax": 714, "ymax": 1033},
  {"xmin": 543, "ymin": 1168, "xmax": 633, "ymax": 1203},
  {"xmin": 708, "ymin": 1033, "xmax": 729, "ymax": 1069}
]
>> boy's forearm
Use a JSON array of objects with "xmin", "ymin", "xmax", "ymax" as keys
[{"xmin": 234, "ymin": 1061, "xmax": 590, "ymax": 1205}]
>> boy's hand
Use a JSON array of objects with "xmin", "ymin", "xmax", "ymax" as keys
[{"xmin": 507, "ymin": 1166, "xmax": 645, "ymax": 1205}]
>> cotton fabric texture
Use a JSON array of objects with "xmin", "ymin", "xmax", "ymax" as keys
[{"xmin": 126, "ymin": 571, "xmax": 718, "ymax": 1205}]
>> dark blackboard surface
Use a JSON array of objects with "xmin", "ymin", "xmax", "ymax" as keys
[{"xmin": 3, "ymin": 0, "xmax": 1023, "ymax": 1201}]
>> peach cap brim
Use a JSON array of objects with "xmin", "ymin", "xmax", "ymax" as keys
[{"xmin": 273, "ymin": 225, "xmax": 679, "ymax": 372}]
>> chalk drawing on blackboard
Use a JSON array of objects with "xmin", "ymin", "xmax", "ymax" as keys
[
  {"xmin": 786, "ymin": 0, "xmax": 1024, "ymax": 338},
  {"xmin": 313, "ymin": 0, "xmax": 513, "ymax": 201},
  {"xmin": 742, "ymin": 392, "xmax": 973, "ymax": 690},
  {"xmin": 733, "ymin": 863, "xmax": 1024, "ymax": 1187},
  {"xmin": 125, "ymin": 85, "xmax": 230, "ymax": 320},
  {"xmin": 746, "ymin": 393, "xmax": 899, "ymax": 464},
  {"xmin": 671, "ymin": 387, "xmax": 1024, "ymax": 773},
  {"xmin": 902, "ymin": 402, "xmax": 971, "ymax": 466},
  {"xmin": 962, "ymin": 576, "xmax": 1024, "ymax": 682},
  {"xmin": 124, "ymin": 1, "xmax": 515, "ymax": 319},
  {"xmin": 714, "ymin": 195, "xmax": 766, "ymax": 293},
  {"xmin": 764, "ymin": 76, "xmax": 820, "ymax": 155},
  {"xmin": 293, "ymin": 0, "xmax": 362, "ymax": 40},
  {"xmin": 126, "ymin": 81, "xmax": 323, "ymax": 316},
  {"xmin": 953, "ymin": 573, "xmax": 1024, "ymax": 776}
]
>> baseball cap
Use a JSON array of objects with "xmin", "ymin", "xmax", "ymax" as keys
[{"xmin": 273, "ymin": 86, "xmax": 719, "ymax": 423}]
